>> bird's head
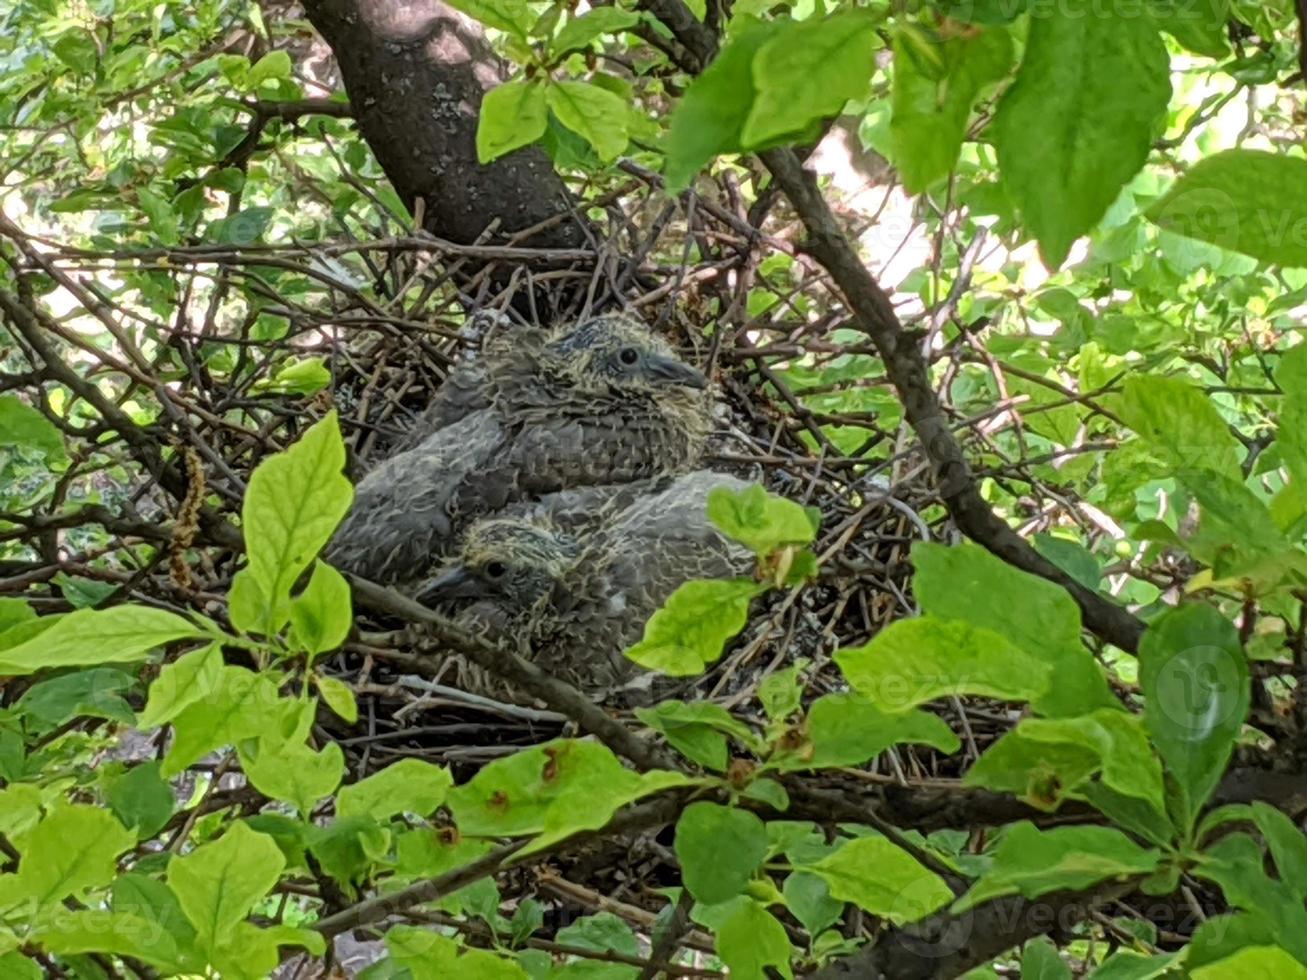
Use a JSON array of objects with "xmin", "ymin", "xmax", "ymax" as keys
[
  {"xmin": 546, "ymin": 314, "xmax": 708, "ymax": 390},
  {"xmin": 415, "ymin": 518, "xmax": 579, "ymax": 610}
]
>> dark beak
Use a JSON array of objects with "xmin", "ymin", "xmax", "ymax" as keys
[
  {"xmin": 647, "ymin": 354, "xmax": 708, "ymax": 389},
  {"xmin": 415, "ymin": 565, "xmax": 482, "ymax": 605}
]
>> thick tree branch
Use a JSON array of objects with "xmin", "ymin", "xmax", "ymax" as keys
[
  {"xmin": 300, "ymin": 0, "xmax": 584, "ymax": 256},
  {"xmin": 634, "ymin": 1, "xmax": 1146, "ymax": 653},
  {"xmin": 806, "ymin": 879, "xmax": 1138, "ymax": 980}
]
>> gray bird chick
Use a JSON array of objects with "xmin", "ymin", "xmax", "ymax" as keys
[
  {"xmin": 326, "ymin": 314, "xmax": 712, "ymax": 585},
  {"xmin": 416, "ymin": 471, "xmax": 754, "ymax": 703}
]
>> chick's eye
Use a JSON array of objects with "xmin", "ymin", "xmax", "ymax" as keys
[
  {"xmin": 618, "ymin": 347, "xmax": 639, "ymax": 366},
  {"xmin": 485, "ymin": 561, "xmax": 507, "ymax": 579}
]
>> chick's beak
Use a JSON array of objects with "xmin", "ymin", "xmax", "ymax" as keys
[
  {"xmin": 415, "ymin": 565, "xmax": 481, "ymax": 605},
  {"xmin": 647, "ymin": 354, "xmax": 708, "ymax": 389}
]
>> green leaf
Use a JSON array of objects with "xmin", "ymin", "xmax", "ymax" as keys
[
  {"xmin": 782, "ymin": 871, "xmax": 843, "ymax": 936},
  {"xmin": 955, "ymin": 823, "xmax": 1160, "ymax": 912},
  {"xmin": 240, "ymin": 737, "xmax": 345, "ymax": 817},
  {"xmin": 0, "ymin": 598, "xmax": 35, "ymax": 635},
  {"xmin": 9, "ymin": 803, "xmax": 134, "ymax": 909},
  {"xmin": 0, "ymin": 395, "xmax": 65, "ymax": 460},
  {"xmin": 51, "ymin": 31, "xmax": 98, "ymax": 74},
  {"xmin": 246, "ymin": 50, "xmax": 291, "ymax": 89},
  {"xmin": 1022, "ymin": 938, "xmax": 1071, "ymax": 980},
  {"xmin": 911, "ymin": 541, "xmax": 1117, "ymax": 717},
  {"xmin": 556, "ymin": 912, "xmax": 639, "ymax": 957},
  {"xmin": 1120, "ymin": 376, "xmax": 1243, "ymax": 479},
  {"xmin": 771, "ymin": 693, "xmax": 960, "ymax": 771},
  {"xmin": 546, "ymin": 82, "xmax": 628, "ymax": 162},
  {"xmin": 477, "ymin": 81, "xmax": 548, "ymax": 163},
  {"xmin": 758, "ymin": 662, "xmax": 805, "ymax": 721},
  {"xmin": 966, "ymin": 710, "xmax": 1166, "ymax": 819},
  {"xmin": 162, "ymin": 665, "xmax": 284, "ymax": 776},
  {"xmin": 136, "ymin": 187, "xmax": 179, "ymax": 245},
  {"xmin": 1276, "ymin": 344, "xmax": 1307, "ymax": 495},
  {"xmin": 707, "ymin": 483, "xmax": 817, "ymax": 556},
  {"xmin": 243, "ymin": 411, "xmax": 352, "ymax": 632},
  {"xmin": 106, "ymin": 761, "xmax": 175, "ymax": 838},
  {"xmin": 17, "ymin": 667, "xmax": 135, "ymax": 732},
  {"xmin": 674, "ymin": 802, "xmax": 768, "ymax": 904},
  {"xmin": 1195, "ymin": 833, "xmax": 1307, "ymax": 965},
  {"xmin": 209, "ymin": 206, "xmax": 274, "ymax": 245},
  {"xmin": 384, "ymin": 926, "xmax": 529, "ymax": 979},
  {"xmin": 1032, "ymin": 534, "xmax": 1101, "ymax": 590},
  {"xmin": 992, "ymin": 1, "xmax": 1170, "ymax": 267},
  {"xmin": 804, "ymin": 836, "xmax": 953, "ymax": 924},
  {"xmin": 0, "ymin": 954, "xmax": 39, "ymax": 980},
  {"xmin": 166, "ymin": 822, "xmax": 285, "ymax": 956},
  {"xmin": 663, "ymin": 22, "xmax": 781, "ymax": 191},
  {"xmin": 316, "ymin": 675, "xmax": 358, "ymax": 723},
  {"xmin": 228, "ymin": 567, "xmax": 287, "ymax": 636},
  {"xmin": 1251, "ymin": 801, "xmax": 1307, "ymax": 901},
  {"xmin": 835, "ymin": 616, "xmax": 1051, "ymax": 711},
  {"xmin": 443, "ymin": 0, "xmax": 532, "ymax": 41},
  {"xmin": 625, "ymin": 579, "xmax": 764, "ymax": 676},
  {"xmin": 551, "ymin": 9, "xmax": 641, "ymax": 55},
  {"xmin": 338, "ymin": 759, "xmax": 453, "ymax": 820},
  {"xmin": 890, "ymin": 24, "xmax": 1012, "ymax": 194},
  {"xmin": 138, "ymin": 643, "xmax": 224, "ymax": 728},
  {"xmin": 0, "ymin": 605, "xmax": 202, "ymax": 676},
  {"xmin": 1190, "ymin": 946, "xmax": 1307, "ymax": 980},
  {"xmin": 446, "ymin": 739, "xmax": 690, "ymax": 853},
  {"xmin": 636, "ymin": 700, "xmax": 759, "ymax": 771},
  {"xmin": 1150, "ymin": 0, "xmax": 1231, "ymax": 58},
  {"xmin": 1086, "ymin": 950, "xmax": 1179, "ymax": 980},
  {"xmin": 290, "ymin": 560, "xmax": 352, "ymax": 657},
  {"xmin": 111, "ymin": 873, "xmax": 200, "ymax": 968},
  {"xmin": 715, "ymin": 899, "xmax": 793, "ymax": 980},
  {"xmin": 33, "ymin": 911, "xmax": 190, "ymax": 974},
  {"xmin": 1139, "ymin": 604, "xmax": 1249, "ymax": 833},
  {"xmin": 257, "ymin": 356, "xmax": 331, "ymax": 395},
  {"xmin": 742, "ymin": 11, "xmax": 878, "ymax": 148},
  {"xmin": 1147, "ymin": 150, "xmax": 1307, "ymax": 268}
]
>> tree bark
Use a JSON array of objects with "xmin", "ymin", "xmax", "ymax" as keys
[{"xmin": 301, "ymin": 0, "xmax": 584, "ymax": 255}]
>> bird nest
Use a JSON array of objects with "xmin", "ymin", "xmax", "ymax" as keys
[
  {"xmin": 2, "ymin": 166, "xmax": 966, "ymax": 786},
  {"xmin": 304, "ymin": 175, "xmax": 951, "ymax": 784}
]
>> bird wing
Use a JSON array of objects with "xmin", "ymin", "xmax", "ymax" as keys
[{"xmin": 326, "ymin": 410, "xmax": 504, "ymax": 583}]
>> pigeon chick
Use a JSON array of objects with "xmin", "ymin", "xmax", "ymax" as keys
[
  {"xmin": 416, "ymin": 471, "xmax": 755, "ymax": 703},
  {"xmin": 326, "ymin": 314, "xmax": 712, "ymax": 585}
]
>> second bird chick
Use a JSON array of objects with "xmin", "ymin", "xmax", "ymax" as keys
[{"xmin": 417, "ymin": 471, "xmax": 755, "ymax": 704}]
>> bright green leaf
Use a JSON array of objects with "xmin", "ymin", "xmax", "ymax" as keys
[
  {"xmin": 243, "ymin": 411, "xmax": 352, "ymax": 629},
  {"xmin": 1147, "ymin": 150, "xmax": 1307, "ymax": 268},
  {"xmin": 992, "ymin": 1, "xmax": 1170, "ymax": 267},
  {"xmin": 166, "ymin": 822, "xmax": 285, "ymax": 956},
  {"xmin": 1190, "ymin": 946, "xmax": 1307, "ymax": 980},
  {"xmin": 715, "ymin": 898, "xmax": 793, "ymax": 980},
  {"xmin": 805, "ymin": 835, "xmax": 952, "ymax": 924},
  {"xmin": 742, "ymin": 12, "xmax": 878, "ymax": 147},
  {"xmin": 707, "ymin": 483, "xmax": 817, "ymax": 556},
  {"xmin": 771, "ymin": 693, "xmax": 959, "ymax": 771},
  {"xmin": 316, "ymin": 674, "xmax": 358, "ymax": 724},
  {"xmin": 911, "ymin": 541, "xmax": 1117, "ymax": 716},
  {"xmin": 477, "ymin": 81, "xmax": 548, "ymax": 163},
  {"xmin": 0, "ymin": 395, "xmax": 65, "ymax": 460},
  {"xmin": 246, "ymin": 50, "xmax": 291, "ymax": 89},
  {"xmin": 447, "ymin": 739, "xmax": 690, "ymax": 853},
  {"xmin": 338, "ymin": 759, "xmax": 453, "ymax": 821},
  {"xmin": 674, "ymin": 802, "xmax": 768, "ymax": 904},
  {"xmin": 138, "ymin": 643, "xmax": 224, "ymax": 728},
  {"xmin": 547, "ymin": 81, "xmax": 628, "ymax": 162},
  {"xmin": 1139, "ymin": 604, "xmax": 1249, "ymax": 833},
  {"xmin": 955, "ymin": 823, "xmax": 1160, "ymax": 911},
  {"xmin": 9, "ymin": 804, "xmax": 134, "ymax": 909},
  {"xmin": 552, "ymin": 9, "xmax": 641, "ymax": 55},
  {"xmin": 625, "ymin": 579, "xmax": 763, "ymax": 676},
  {"xmin": 890, "ymin": 24, "xmax": 1012, "ymax": 194},
  {"xmin": 835, "ymin": 616, "xmax": 1051, "ymax": 711},
  {"xmin": 0, "ymin": 605, "xmax": 202, "ymax": 677},
  {"xmin": 290, "ymin": 560, "xmax": 352, "ymax": 656}
]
